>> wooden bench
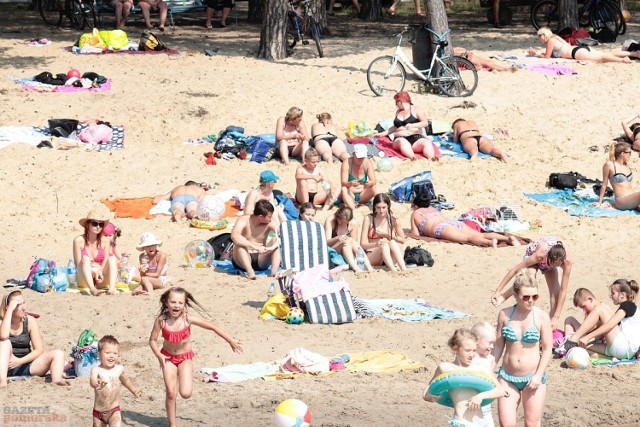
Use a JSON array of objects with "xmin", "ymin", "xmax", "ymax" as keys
[{"xmin": 97, "ymin": 0, "xmax": 208, "ymax": 28}]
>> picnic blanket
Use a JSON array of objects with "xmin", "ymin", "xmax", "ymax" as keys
[
  {"xmin": 524, "ymin": 189, "xmax": 640, "ymax": 217},
  {"xmin": 363, "ymin": 298, "xmax": 468, "ymax": 322},
  {"xmin": 65, "ymin": 46, "xmax": 180, "ymax": 55},
  {"xmin": 102, "ymin": 198, "xmax": 240, "ymax": 219},
  {"xmin": 17, "ymin": 78, "xmax": 112, "ymax": 93}
]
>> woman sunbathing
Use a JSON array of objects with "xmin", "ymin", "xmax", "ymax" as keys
[
  {"xmin": 311, "ymin": 112, "xmax": 349, "ymax": 163},
  {"xmin": 452, "ymin": 118, "xmax": 508, "ymax": 162},
  {"xmin": 453, "ymin": 47, "xmax": 517, "ymax": 72},
  {"xmin": 621, "ymin": 113, "xmax": 640, "ymax": 151},
  {"xmin": 528, "ymin": 27, "xmax": 635, "ymax": 63},
  {"xmin": 408, "ymin": 195, "xmax": 520, "ymax": 248},
  {"xmin": 595, "ymin": 142, "xmax": 640, "ymax": 210}
]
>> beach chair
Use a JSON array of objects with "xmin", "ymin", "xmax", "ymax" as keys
[{"xmin": 278, "ymin": 220, "xmax": 328, "ymax": 272}]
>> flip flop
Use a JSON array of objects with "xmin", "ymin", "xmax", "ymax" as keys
[{"xmin": 386, "ymin": 9, "xmax": 396, "ymax": 16}]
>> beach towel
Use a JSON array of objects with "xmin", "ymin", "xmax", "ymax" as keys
[
  {"xmin": 279, "ymin": 220, "xmax": 328, "ymax": 271},
  {"xmin": 590, "ymin": 357, "xmax": 638, "ymax": 366},
  {"xmin": 363, "ymin": 298, "xmax": 469, "ymax": 322},
  {"xmin": 409, "ymin": 232, "xmax": 531, "ymax": 247},
  {"xmin": 102, "ymin": 198, "xmax": 239, "ymax": 219},
  {"xmin": 202, "ymin": 362, "xmax": 279, "ymax": 383},
  {"xmin": 212, "ymin": 259, "xmax": 270, "ymax": 277},
  {"xmin": 66, "ymin": 46, "xmax": 180, "ymax": 55},
  {"xmin": 17, "ymin": 78, "xmax": 111, "ymax": 93},
  {"xmin": 524, "ymin": 64, "xmax": 578, "ymax": 75},
  {"xmin": 35, "ymin": 123, "xmax": 124, "ymax": 151},
  {"xmin": 375, "ymin": 134, "xmax": 494, "ymax": 160},
  {"xmin": 524, "ymin": 189, "xmax": 640, "ymax": 217}
]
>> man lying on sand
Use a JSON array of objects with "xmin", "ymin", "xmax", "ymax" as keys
[{"xmin": 153, "ymin": 181, "xmax": 210, "ymax": 223}]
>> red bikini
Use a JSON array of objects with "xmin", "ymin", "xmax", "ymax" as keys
[{"xmin": 161, "ymin": 316, "xmax": 194, "ymax": 366}]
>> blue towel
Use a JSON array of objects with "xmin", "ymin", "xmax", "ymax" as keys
[
  {"xmin": 363, "ymin": 298, "xmax": 469, "ymax": 322},
  {"xmin": 432, "ymin": 134, "xmax": 493, "ymax": 160},
  {"xmin": 212, "ymin": 260, "xmax": 271, "ymax": 277},
  {"xmin": 524, "ymin": 189, "xmax": 640, "ymax": 217}
]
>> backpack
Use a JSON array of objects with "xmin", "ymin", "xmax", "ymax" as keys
[
  {"xmin": 26, "ymin": 258, "xmax": 58, "ymax": 291},
  {"xmin": 590, "ymin": 27, "xmax": 616, "ymax": 43},
  {"xmin": 411, "ymin": 178, "xmax": 436, "ymax": 202},
  {"xmin": 138, "ymin": 32, "xmax": 166, "ymax": 51},
  {"xmin": 548, "ymin": 172, "xmax": 579, "ymax": 190},
  {"xmin": 207, "ymin": 233, "xmax": 234, "ymax": 261},
  {"xmin": 403, "ymin": 246, "xmax": 434, "ymax": 267},
  {"xmin": 390, "ymin": 170, "xmax": 434, "ymax": 203}
]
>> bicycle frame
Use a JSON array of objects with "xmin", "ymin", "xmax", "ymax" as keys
[{"xmin": 388, "ymin": 27, "xmax": 451, "ymax": 82}]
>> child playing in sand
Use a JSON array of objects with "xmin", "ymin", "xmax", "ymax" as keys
[
  {"xmin": 295, "ymin": 148, "xmax": 334, "ymax": 210},
  {"xmin": 471, "ymin": 322, "xmax": 499, "ymax": 426},
  {"xmin": 149, "ymin": 287, "xmax": 243, "ymax": 427},
  {"xmin": 298, "ymin": 202, "xmax": 316, "ymax": 221},
  {"xmin": 559, "ymin": 288, "xmax": 612, "ymax": 352},
  {"xmin": 566, "ymin": 280, "xmax": 640, "ymax": 359},
  {"xmin": 90, "ymin": 335, "xmax": 141, "ymax": 427},
  {"xmin": 132, "ymin": 232, "xmax": 169, "ymax": 296},
  {"xmin": 423, "ymin": 329, "xmax": 505, "ymax": 426}
]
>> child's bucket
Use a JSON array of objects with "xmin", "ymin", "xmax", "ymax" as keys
[{"xmin": 74, "ymin": 353, "xmax": 98, "ymax": 377}]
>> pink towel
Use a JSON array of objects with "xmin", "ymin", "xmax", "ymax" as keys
[{"xmin": 375, "ymin": 136, "xmax": 442, "ymax": 159}]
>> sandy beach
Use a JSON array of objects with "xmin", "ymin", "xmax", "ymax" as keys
[{"xmin": 1, "ymin": 5, "xmax": 640, "ymax": 426}]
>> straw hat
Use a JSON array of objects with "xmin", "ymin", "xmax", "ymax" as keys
[
  {"xmin": 136, "ymin": 232, "xmax": 163, "ymax": 250},
  {"xmin": 79, "ymin": 209, "xmax": 110, "ymax": 228}
]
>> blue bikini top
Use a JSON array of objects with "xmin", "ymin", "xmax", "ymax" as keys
[{"xmin": 502, "ymin": 306, "xmax": 540, "ymax": 343}]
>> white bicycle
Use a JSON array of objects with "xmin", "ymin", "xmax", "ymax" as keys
[{"xmin": 367, "ymin": 26, "xmax": 478, "ymax": 97}]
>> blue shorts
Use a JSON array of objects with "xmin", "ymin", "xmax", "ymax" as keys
[
  {"xmin": 8, "ymin": 362, "xmax": 32, "ymax": 377},
  {"xmin": 171, "ymin": 195, "xmax": 197, "ymax": 212}
]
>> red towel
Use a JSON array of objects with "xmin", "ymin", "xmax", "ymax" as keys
[{"xmin": 375, "ymin": 136, "xmax": 441, "ymax": 159}]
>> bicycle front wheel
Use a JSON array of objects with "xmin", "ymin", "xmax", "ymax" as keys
[
  {"xmin": 286, "ymin": 14, "xmax": 298, "ymax": 49},
  {"xmin": 69, "ymin": 0, "xmax": 86, "ymax": 29},
  {"xmin": 530, "ymin": 0, "xmax": 559, "ymax": 30},
  {"xmin": 434, "ymin": 56, "xmax": 478, "ymax": 98},
  {"xmin": 589, "ymin": 0, "xmax": 620, "ymax": 35},
  {"xmin": 39, "ymin": 0, "xmax": 64, "ymax": 26},
  {"xmin": 367, "ymin": 56, "xmax": 406, "ymax": 97},
  {"xmin": 309, "ymin": 19, "xmax": 323, "ymax": 58},
  {"xmin": 83, "ymin": 0, "xmax": 98, "ymax": 29}
]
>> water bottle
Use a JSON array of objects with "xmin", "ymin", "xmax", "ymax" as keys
[
  {"xmin": 356, "ymin": 246, "xmax": 367, "ymax": 271},
  {"xmin": 67, "ymin": 259, "xmax": 77, "ymax": 289},
  {"xmin": 140, "ymin": 253, "xmax": 150, "ymax": 274},
  {"xmin": 267, "ymin": 283, "xmax": 276, "ymax": 298},
  {"xmin": 119, "ymin": 253, "xmax": 130, "ymax": 284}
]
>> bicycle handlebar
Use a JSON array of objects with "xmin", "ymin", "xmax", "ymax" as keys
[{"xmin": 394, "ymin": 25, "xmax": 451, "ymax": 41}]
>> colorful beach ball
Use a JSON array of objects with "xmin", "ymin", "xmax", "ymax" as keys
[
  {"xmin": 275, "ymin": 399, "xmax": 312, "ymax": 427},
  {"xmin": 565, "ymin": 347, "xmax": 590, "ymax": 369},
  {"xmin": 285, "ymin": 307, "xmax": 305, "ymax": 325},
  {"xmin": 376, "ymin": 157, "xmax": 393, "ymax": 172},
  {"xmin": 184, "ymin": 240, "xmax": 214, "ymax": 268},
  {"xmin": 196, "ymin": 195, "xmax": 225, "ymax": 221}
]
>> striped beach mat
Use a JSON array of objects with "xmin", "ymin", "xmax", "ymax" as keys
[{"xmin": 279, "ymin": 220, "xmax": 328, "ymax": 271}]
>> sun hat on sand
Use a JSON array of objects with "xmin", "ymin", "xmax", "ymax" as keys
[
  {"xmin": 79, "ymin": 209, "xmax": 110, "ymax": 227},
  {"xmin": 136, "ymin": 232, "xmax": 163, "ymax": 250}
]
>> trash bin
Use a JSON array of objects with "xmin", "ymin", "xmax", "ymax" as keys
[{"xmin": 411, "ymin": 24, "xmax": 432, "ymax": 71}]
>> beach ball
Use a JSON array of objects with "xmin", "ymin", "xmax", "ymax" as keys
[
  {"xmin": 196, "ymin": 195, "xmax": 225, "ymax": 221},
  {"xmin": 285, "ymin": 307, "xmax": 305, "ymax": 325},
  {"xmin": 376, "ymin": 157, "xmax": 393, "ymax": 172},
  {"xmin": 622, "ymin": 9, "xmax": 631, "ymax": 22},
  {"xmin": 183, "ymin": 239, "xmax": 214, "ymax": 268},
  {"xmin": 67, "ymin": 68, "xmax": 81, "ymax": 79},
  {"xmin": 275, "ymin": 399, "xmax": 312, "ymax": 427},
  {"xmin": 565, "ymin": 347, "xmax": 590, "ymax": 369}
]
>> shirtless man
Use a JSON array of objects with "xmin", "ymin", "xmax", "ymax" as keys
[
  {"xmin": 243, "ymin": 170, "xmax": 286, "ymax": 223},
  {"xmin": 452, "ymin": 118, "xmax": 508, "ymax": 162},
  {"xmin": 90, "ymin": 335, "xmax": 141, "ymax": 427},
  {"xmin": 295, "ymin": 148, "xmax": 333, "ymax": 210},
  {"xmin": 153, "ymin": 181, "xmax": 209, "ymax": 222},
  {"xmin": 231, "ymin": 200, "xmax": 280, "ymax": 279}
]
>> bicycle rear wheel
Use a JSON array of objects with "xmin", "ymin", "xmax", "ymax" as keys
[
  {"xmin": 83, "ymin": 0, "xmax": 98, "ymax": 29},
  {"xmin": 286, "ymin": 13, "xmax": 299, "ymax": 49},
  {"xmin": 589, "ymin": 0, "xmax": 620, "ymax": 35},
  {"xmin": 530, "ymin": 0, "xmax": 559, "ymax": 30},
  {"xmin": 309, "ymin": 18, "xmax": 323, "ymax": 58},
  {"xmin": 367, "ymin": 55, "xmax": 406, "ymax": 97},
  {"xmin": 434, "ymin": 56, "xmax": 478, "ymax": 98},
  {"xmin": 69, "ymin": 0, "xmax": 86, "ymax": 30},
  {"xmin": 39, "ymin": 0, "xmax": 64, "ymax": 26}
]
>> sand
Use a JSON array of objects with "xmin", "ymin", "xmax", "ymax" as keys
[{"xmin": 0, "ymin": 6, "xmax": 639, "ymax": 426}]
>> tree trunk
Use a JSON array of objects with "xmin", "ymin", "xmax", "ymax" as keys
[
  {"xmin": 257, "ymin": 0, "xmax": 288, "ymax": 60},
  {"xmin": 361, "ymin": 0, "xmax": 382, "ymax": 21},
  {"xmin": 248, "ymin": 0, "xmax": 265, "ymax": 24},
  {"xmin": 558, "ymin": 0, "xmax": 578, "ymax": 30},
  {"xmin": 311, "ymin": 0, "xmax": 328, "ymax": 29},
  {"xmin": 424, "ymin": 0, "xmax": 451, "ymax": 58}
]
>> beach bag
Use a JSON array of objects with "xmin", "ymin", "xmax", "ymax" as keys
[
  {"xmin": 98, "ymin": 29, "xmax": 128, "ymax": 50},
  {"xmin": 77, "ymin": 28, "xmax": 106, "ymax": 48},
  {"xmin": 34, "ymin": 268, "xmax": 68, "ymax": 293},
  {"xmin": 411, "ymin": 177, "xmax": 436, "ymax": 202},
  {"xmin": 246, "ymin": 136, "xmax": 276, "ymax": 163},
  {"xmin": 403, "ymin": 246, "xmax": 434, "ymax": 267},
  {"xmin": 591, "ymin": 27, "xmax": 616, "ymax": 43},
  {"xmin": 139, "ymin": 31, "xmax": 166, "ymax": 51},
  {"xmin": 346, "ymin": 120, "xmax": 374, "ymax": 138},
  {"xmin": 390, "ymin": 171, "xmax": 433, "ymax": 203},
  {"xmin": 70, "ymin": 329, "xmax": 99, "ymax": 377},
  {"xmin": 207, "ymin": 233, "xmax": 234, "ymax": 261},
  {"xmin": 48, "ymin": 119, "xmax": 79, "ymax": 138},
  {"xmin": 26, "ymin": 258, "xmax": 59, "ymax": 291},
  {"xmin": 548, "ymin": 172, "xmax": 579, "ymax": 190},
  {"xmin": 259, "ymin": 292, "xmax": 290, "ymax": 320},
  {"xmin": 277, "ymin": 270, "xmax": 303, "ymax": 309},
  {"xmin": 305, "ymin": 290, "xmax": 356, "ymax": 324}
]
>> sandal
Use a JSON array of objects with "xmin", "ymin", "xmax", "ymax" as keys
[{"xmin": 386, "ymin": 9, "xmax": 396, "ymax": 16}]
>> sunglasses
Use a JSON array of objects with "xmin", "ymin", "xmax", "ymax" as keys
[
  {"xmin": 521, "ymin": 294, "xmax": 539, "ymax": 302},
  {"xmin": 90, "ymin": 221, "xmax": 105, "ymax": 227}
]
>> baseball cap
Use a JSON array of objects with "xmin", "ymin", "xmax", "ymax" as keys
[
  {"xmin": 260, "ymin": 170, "xmax": 280, "ymax": 182},
  {"xmin": 353, "ymin": 144, "xmax": 367, "ymax": 159}
]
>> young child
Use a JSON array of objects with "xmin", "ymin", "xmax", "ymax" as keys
[
  {"xmin": 567, "ymin": 280, "xmax": 640, "ymax": 359},
  {"xmin": 90, "ymin": 335, "xmax": 141, "ymax": 427},
  {"xmin": 423, "ymin": 329, "xmax": 505, "ymax": 426},
  {"xmin": 149, "ymin": 287, "xmax": 243, "ymax": 427},
  {"xmin": 295, "ymin": 148, "xmax": 333, "ymax": 210},
  {"xmin": 298, "ymin": 202, "xmax": 317, "ymax": 222},
  {"xmin": 102, "ymin": 223, "xmax": 123, "ymax": 264},
  {"xmin": 560, "ymin": 288, "xmax": 612, "ymax": 352},
  {"xmin": 132, "ymin": 232, "xmax": 169, "ymax": 296},
  {"xmin": 471, "ymin": 322, "xmax": 498, "ymax": 426}
]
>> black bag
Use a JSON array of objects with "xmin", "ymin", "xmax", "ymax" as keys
[
  {"xmin": 139, "ymin": 32, "xmax": 166, "ymax": 51},
  {"xmin": 411, "ymin": 179, "xmax": 437, "ymax": 202},
  {"xmin": 403, "ymin": 246, "xmax": 434, "ymax": 267},
  {"xmin": 207, "ymin": 233, "xmax": 234, "ymax": 261},
  {"xmin": 590, "ymin": 27, "xmax": 616, "ymax": 43},
  {"xmin": 48, "ymin": 119, "xmax": 80, "ymax": 137},
  {"xmin": 548, "ymin": 172, "xmax": 579, "ymax": 190}
]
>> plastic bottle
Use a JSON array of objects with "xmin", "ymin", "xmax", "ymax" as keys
[
  {"xmin": 267, "ymin": 283, "xmax": 276, "ymax": 298},
  {"xmin": 67, "ymin": 259, "xmax": 77, "ymax": 289},
  {"xmin": 356, "ymin": 246, "xmax": 367, "ymax": 271},
  {"xmin": 140, "ymin": 253, "xmax": 150, "ymax": 274},
  {"xmin": 120, "ymin": 253, "xmax": 130, "ymax": 284}
]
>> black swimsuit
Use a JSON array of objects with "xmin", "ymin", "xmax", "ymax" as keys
[
  {"xmin": 458, "ymin": 129, "xmax": 482, "ymax": 148},
  {"xmin": 393, "ymin": 107, "xmax": 423, "ymax": 144}
]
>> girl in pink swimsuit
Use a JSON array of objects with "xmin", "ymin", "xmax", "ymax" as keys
[
  {"xmin": 492, "ymin": 236, "xmax": 572, "ymax": 329},
  {"xmin": 72, "ymin": 209, "xmax": 118, "ymax": 296},
  {"xmin": 149, "ymin": 287, "xmax": 243, "ymax": 427}
]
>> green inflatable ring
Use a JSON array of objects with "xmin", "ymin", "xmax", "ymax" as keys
[{"xmin": 427, "ymin": 369, "xmax": 498, "ymax": 408}]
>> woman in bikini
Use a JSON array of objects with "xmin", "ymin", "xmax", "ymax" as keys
[
  {"xmin": 529, "ymin": 27, "xmax": 635, "ymax": 63},
  {"xmin": 492, "ymin": 271, "xmax": 552, "ymax": 427},
  {"xmin": 595, "ymin": 142, "xmax": 640, "ymax": 210},
  {"xmin": 409, "ymin": 195, "xmax": 519, "ymax": 247},
  {"xmin": 452, "ymin": 118, "xmax": 508, "ymax": 162},
  {"xmin": 325, "ymin": 206, "xmax": 372, "ymax": 273},
  {"xmin": 275, "ymin": 107, "xmax": 310, "ymax": 165},
  {"xmin": 359, "ymin": 193, "xmax": 406, "ymax": 272},
  {"xmin": 340, "ymin": 144, "xmax": 377, "ymax": 210},
  {"xmin": 73, "ymin": 209, "xmax": 118, "ymax": 296},
  {"xmin": 373, "ymin": 91, "xmax": 439, "ymax": 161},
  {"xmin": 621, "ymin": 113, "xmax": 640, "ymax": 151},
  {"xmin": 310, "ymin": 112, "xmax": 349, "ymax": 163}
]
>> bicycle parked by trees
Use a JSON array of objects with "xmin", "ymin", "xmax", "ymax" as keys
[
  {"xmin": 38, "ymin": 0, "xmax": 97, "ymax": 30},
  {"xmin": 531, "ymin": 0, "xmax": 625, "ymax": 36},
  {"xmin": 367, "ymin": 26, "xmax": 478, "ymax": 98},
  {"xmin": 287, "ymin": 0, "xmax": 324, "ymax": 58}
]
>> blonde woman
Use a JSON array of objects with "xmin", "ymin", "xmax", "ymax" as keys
[
  {"xmin": 275, "ymin": 107, "xmax": 310, "ymax": 165},
  {"xmin": 595, "ymin": 142, "xmax": 640, "ymax": 210},
  {"xmin": 310, "ymin": 113, "xmax": 348, "ymax": 163},
  {"xmin": 529, "ymin": 27, "xmax": 633, "ymax": 63}
]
